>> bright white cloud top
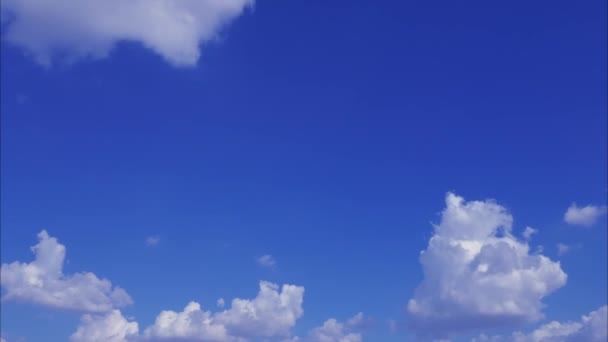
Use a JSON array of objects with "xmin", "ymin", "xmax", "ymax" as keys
[
  {"xmin": 70, "ymin": 310, "xmax": 139, "ymax": 342},
  {"xmin": 68, "ymin": 280, "xmax": 364, "ymax": 342},
  {"xmin": 474, "ymin": 305, "xmax": 608, "ymax": 342},
  {"xmin": 407, "ymin": 193, "xmax": 567, "ymax": 338},
  {"xmin": 289, "ymin": 313, "xmax": 365, "ymax": 342},
  {"xmin": 0, "ymin": 230, "xmax": 132, "ymax": 313},
  {"xmin": 144, "ymin": 281, "xmax": 304, "ymax": 341},
  {"xmin": 564, "ymin": 203, "xmax": 607, "ymax": 227},
  {"xmin": 0, "ymin": 0, "xmax": 254, "ymax": 66}
]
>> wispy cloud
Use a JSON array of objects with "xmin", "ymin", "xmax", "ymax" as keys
[
  {"xmin": 557, "ymin": 243, "xmax": 571, "ymax": 256},
  {"xmin": 145, "ymin": 235, "xmax": 161, "ymax": 247},
  {"xmin": 473, "ymin": 305, "xmax": 607, "ymax": 342},
  {"xmin": 522, "ymin": 226, "xmax": 538, "ymax": 240},
  {"xmin": 257, "ymin": 254, "xmax": 277, "ymax": 268}
]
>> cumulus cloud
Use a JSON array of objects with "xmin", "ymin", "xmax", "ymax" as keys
[
  {"xmin": 257, "ymin": 254, "xmax": 277, "ymax": 268},
  {"xmin": 70, "ymin": 310, "xmax": 139, "ymax": 342},
  {"xmin": 288, "ymin": 313, "xmax": 366, "ymax": 342},
  {"xmin": 407, "ymin": 193, "xmax": 567, "ymax": 339},
  {"xmin": 143, "ymin": 281, "xmax": 304, "ymax": 341},
  {"xmin": 0, "ymin": 230, "xmax": 132, "ymax": 313},
  {"xmin": 564, "ymin": 203, "xmax": 607, "ymax": 227},
  {"xmin": 474, "ymin": 305, "xmax": 607, "ymax": 342},
  {"xmin": 0, "ymin": 0, "xmax": 254, "ymax": 66}
]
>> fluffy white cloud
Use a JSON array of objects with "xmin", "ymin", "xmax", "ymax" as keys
[
  {"xmin": 143, "ymin": 281, "xmax": 304, "ymax": 341},
  {"xmin": 564, "ymin": 203, "xmax": 607, "ymax": 226},
  {"xmin": 288, "ymin": 313, "xmax": 365, "ymax": 342},
  {"xmin": 407, "ymin": 193, "xmax": 567, "ymax": 339},
  {"xmin": 474, "ymin": 305, "xmax": 608, "ymax": 342},
  {"xmin": 304, "ymin": 317, "xmax": 363, "ymax": 342},
  {"xmin": 0, "ymin": 0, "xmax": 253, "ymax": 66},
  {"xmin": 257, "ymin": 254, "xmax": 277, "ymax": 268},
  {"xmin": 0, "ymin": 230, "xmax": 132, "ymax": 313},
  {"xmin": 69, "ymin": 281, "xmax": 365, "ymax": 342},
  {"xmin": 71, "ymin": 310, "xmax": 139, "ymax": 342}
]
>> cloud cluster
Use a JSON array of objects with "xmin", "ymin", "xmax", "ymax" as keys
[
  {"xmin": 0, "ymin": 0, "xmax": 254, "ymax": 66},
  {"xmin": 143, "ymin": 281, "xmax": 304, "ymax": 341},
  {"xmin": 70, "ymin": 310, "xmax": 139, "ymax": 342},
  {"xmin": 564, "ymin": 203, "xmax": 607, "ymax": 227},
  {"xmin": 3, "ymin": 231, "xmax": 363, "ymax": 342},
  {"xmin": 70, "ymin": 283, "xmax": 366, "ymax": 342},
  {"xmin": 407, "ymin": 193, "xmax": 567, "ymax": 338},
  {"xmin": 0, "ymin": 230, "xmax": 132, "ymax": 313},
  {"xmin": 474, "ymin": 305, "xmax": 607, "ymax": 342}
]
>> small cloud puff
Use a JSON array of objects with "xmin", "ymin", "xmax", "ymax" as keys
[
  {"xmin": 522, "ymin": 227, "xmax": 538, "ymax": 240},
  {"xmin": 556, "ymin": 243, "xmax": 571, "ymax": 256},
  {"xmin": 564, "ymin": 203, "xmax": 607, "ymax": 227},
  {"xmin": 257, "ymin": 254, "xmax": 277, "ymax": 268},
  {"xmin": 0, "ymin": 230, "xmax": 132, "ymax": 313},
  {"xmin": 407, "ymin": 193, "xmax": 566, "ymax": 339},
  {"xmin": 145, "ymin": 235, "xmax": 160, "ymax": 247}
]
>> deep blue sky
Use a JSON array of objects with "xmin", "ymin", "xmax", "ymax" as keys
[{"xmin": 1, "ymin": 0, "xmax": 607, "ymax": 341}]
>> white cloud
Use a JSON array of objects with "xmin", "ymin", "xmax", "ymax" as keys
[
  {"xmin": 1, "ymin": 0, "xmax": 253, "ymax": 66},
  {"xmin": 0, "ymin": 230, "xmax": 132, "ymax": 313},
  {"xmin": 407, "ymin": 193, "xmax": 567, "ymax": 339},
  {"xmin": 556, "ymin": 243, "xmax": 571, "ymax": 256},
  {"xmin": 70, "ymin": 310, "xmax": 139, "ymax": 342},
  {"xmin": 143, "ymin": 281, "xmax": 304, "ymax": 341},
  {"xmin": 145, "ymin": 236, "xmax": 160, "ymax": 247},
  {"xmin": 473, "ymin": 305, "xmax": 607, "ymax": 342},
  {"xmin": 564, "ymin": 203, "xmax": 607, "ymax": 226},
  {"xmin": 217, "ymin": 297, "xmax": 226, "ymax": 308},
  {"xmin": 522, "ymin": 227, "xmax": 537, "ymax": 240},
  {"xmin": 257, "ymin": 254, "xmax": 277, "ymax": 268},
  {"xmin": 288, "ymin": 313, "xmax": 366, "ymax": 342},
  {"xmin": 301, "ymin": 319, "xmax": 361, "ymax": 342}
]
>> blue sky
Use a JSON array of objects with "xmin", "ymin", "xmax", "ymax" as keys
[{"xmin": 1, "ymin": 1, "xmax": 607, "ymax": 341}]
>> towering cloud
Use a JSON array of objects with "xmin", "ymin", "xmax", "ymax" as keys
[{"xmin": 407, "ymin": 193, "xmax": 567, "ymax": 339}]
